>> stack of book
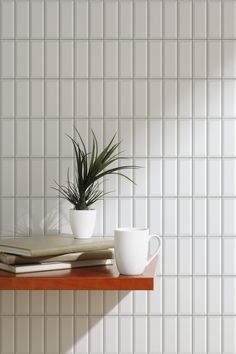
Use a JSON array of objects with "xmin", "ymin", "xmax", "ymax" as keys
[{"xmin": 0, "ymin": 236, "xmax": 114, "ymax": 273}]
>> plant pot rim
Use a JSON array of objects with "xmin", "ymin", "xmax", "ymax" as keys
[{"xmin": 70, "ymin": 208, "xmax": 96, "ymax": 212}]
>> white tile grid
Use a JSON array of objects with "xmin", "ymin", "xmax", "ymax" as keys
[{"xmin": 0, "ymin": 0, "xmax": 236, "ymax": 353}]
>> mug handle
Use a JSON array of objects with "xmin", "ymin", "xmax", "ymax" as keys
[{"xmin": 146, "ymin": 234, "xmax": 161, "ymax": 266}]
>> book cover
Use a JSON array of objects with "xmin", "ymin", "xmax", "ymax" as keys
[
  {"xmin": 0, "ymin": 235, "xmax": 114, "ymax": 258},
  {"xmin": 0, "ymin": 249, "xmax": 114, "ymax": 265},
  {"xmin": 0, "ymin": 258, "xmax": 112, "ymax": 274}
]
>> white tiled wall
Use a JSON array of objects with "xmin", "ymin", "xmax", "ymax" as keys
[{"xmin": 0, "ymin": 0, "xmax": 236, "ymax": 353}]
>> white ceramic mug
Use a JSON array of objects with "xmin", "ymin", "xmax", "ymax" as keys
[{"xmin": 114, "ymin": 227, "xmax": 161, "ymax": 275}]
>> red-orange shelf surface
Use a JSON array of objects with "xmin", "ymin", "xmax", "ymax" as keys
[{"xmin": 0, "ymin": 257, "xmax": 158, "ymax": 290}]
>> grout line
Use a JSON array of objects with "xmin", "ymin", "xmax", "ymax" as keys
[{"xmin": 161, "ymin": 1, "xmax": 164, "ymax": 352}]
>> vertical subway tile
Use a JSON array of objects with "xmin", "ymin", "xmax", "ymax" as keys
[
  {"xmin": 30, "ymin": 80, "xmax": 44, "ymax": 118},
  {"xmin": 149, "ymin": 41, "xmax": 162, "ymax": 77},
  {"xmin": 178, "ymin": 317, "xmax": 192, "ymax": 353},
  {"xmin": 119, "ymin": 0, "xmax": 133, "ymax": 39},
  {"xmin": 163, "ymin": 237, "xmax": 177, "ymax": 275},
  {"xmin": 89, "ymin": 0, "xmax": 103, "ymax": 38},
  {"xmin": 134, "ymin": 199, "xmax": 147, "ymax": 228},
  {"xmin": 193, "ymin": 41, "xmax": 207, "ymax": 78},
  {"xmin": 223, "ymin": 0, "xmax": 236, "ymax": 38},
  {"xmin": 1, "ymin": 80, "xmax": 14, "ymax": 118},
  {"xmin": 194, "ymin": 0, "xmax": 207, "ymax": 38},
  {"xmin": 178, "ymin": 0, "xmax": 192, "ymax": 38},
  {"xmin": 45, "ymin": 0, "xmax": 59, "ymax": 38},
  {"xmin": 1, "ymin": 316, "xmax": 14, "ymax": 353},
  {"xmin": 0, "ymin": 0, "xmax": 14, "ymax": 38},
  {"xmin": 163, "ymin": 199, "xmax": 177, "ymax": 236},
  {"xmin": 16, "ymin": 40, "xmax": 29, "ymax": 77},
  {"xmin": 149, "ymin": 119, "xmax": 162, "ymax": 156},
  {"xmin": 104, "ymin": 291, "xmax": 118, "ymax": 315},
  {"xmin": 149, "ymin": 80, "xmax": 162, "ymax": 118},
  {"xmin": 134, "ymin": 317, "xmax": 147, "ymax": 353},
  {"xmin": 178, "ymin": 199, "xmax": 192, "ymax": 237},
  {"xmin": 193, "ymin": 199, "xmax": 207, "ymax": 236},
  {"xmin": 223, "ymin": 198, "xmax": 236, "ymax": 236},
  {"xmin": 134, "ymin": 0, "xmax": 147, "ymax": 39},
  {"xmin": 178, "ymin": 277, "xmax": 192, "ymax": 315},
  {"xmin": 208, "ymin": 40, "xmax": 221, "ymax": 78},
  {"xmin": 223, "ymin": 120, "xmax": 236, "ymax": 156},
  {"xmin": 178, "ymin": 159, "xmax": 192, "ymax": 196},
  {"xmin": 149, "ymin": 158, "xmax": 162, "ymax": 196},
  {"xmin": 178, "ymin": 79, "xmax": 192, "ymax": 117},
  {"xmin": 104, "ymin": 80, "xmax": 118, "ymax": 118},
  {"xmin": 30, "ymin": 41, "xmax": 44, "ymax": 77},
  {"xmin": 30, "ymin": 0, "xmax": 44, "ymax": 38},
  {"xmin": 178, "ymin": 40, "xmax": 192, "ymax": 77},
  {"xmin": 104, "ymin": 41, "xmax": 118, "ymax": 77},
  {"xmin": 104, "ymin": 199, "xmax": 118, "ymax": 236},
  {"xmin": 223, "ymin": 158, "xmax": 236, "ymax": 196},
  {"xmin": 90, "ymin": 79, "xmax": 103, "ymax": 117},
  {"xmin": 119, "ymin": 80, "xmax": 133, "ymax": 117},
  {"xmin": 223, "ymin": 238, "xmax": 236, "ymax": 274},
  {"xmin": 30, "ymin": 316, "xmax": 44, "ymax": 353},
  {"xmin": 163, "ymin": 317, "xmax": 177, "ymax": 353},
  {"xmin": 119, "ymin": 199, "xmax": 133, "ymax": 227},
  {"xmin": 60, "ymin": 80, "xmax": 74, "ymax": 117},
  {"xmin": 90, "ymin": 40, "xmax": 103, "ymax": 77},
  {"xmin": 1, "ymin": 40, "xmax": 14, "ymax": 77},
  {"xmin": 178, "ymin": 237, "xmax": 192, "ymax": 274},
  {"xmin": 119, "ymin": 316, "xmax": 133, "ymax": 353},
  {"xmin": 60, "ymin": 316, "xmax": 74, "ymax": 354},
  {"xmin": 0, "ymin": 158, "xmax": 14, "ymax": 196},
  {"xmin": 163, "ymin": 80, "xmax": 177, "ymax": 117},
  {"xmin": 208, "ymin": 238, "xmax": 221, "ymax": 275},
  {"xmin": 15, "ymin": 158, "xmax": 29, "ymax": 196},
  {"xmin": 223, "ymin": 80, "xmax": 236, "ymax": 117},
  {"xmin": 163, "ymin": 0, "xmax": 177, "ymax": 39},
  {"xmin": 193, "ymin": 317, "xmax": 207, "ymax": 353},
  {"xmin": 15, "ymin": 316, "xmax": 29, "ymax": 353},
  {"xmin": 134, "ymin": 80, "xmax": 147, "ymax": 118},
  {"xmin": 149, "ymin": 199, "xmax": 162, "ymax": 237},
  {"xmin": 208, "ymin": 119, "xmax": 221, "ymax": 155},
  {"xmin": 74, "ymin": 316, "xmax": 89, "ymax": 353},
  {"xmin": 134, "ymin": 40, "xmax": 147, "ymax": 77},
  {"xmin": 193, "ymin": 80, "xmax": 207, "ymax": 117},
  {"xmin": 208, "ymin": 317, "xmax": 221, "ymax": 353},
  {"xmin": 223, "ymin": 41, "xmax": 236, "ymax": 77},
  {"xmin": 15, "ymin": 80, "xmax": 29, "ymax": 118},
  {"xmin": 164, "ymin": 40, "xmax": 177, "ymax": 77},
  {"xmin": 45, "ymin": 316, "xmax": 59, "ymax": 353},
  {"xmin": 164, "ymin": 120, "xmax": 177, "ymax": 156},
  {"xmin": 134, "ymin": 158, "xmax": 147, "ymax": 196},
  {"xmin": 163, "ymin": 158, "xmax": 177, "ymax": 196},
  {"xmin": 208, "ymin": 277, "xmax": 221, "ymax": 314},
  {"xmin": 193, "ymin": 278, "xmax": 207, "ymax": 314},
  {"xmin": 119, "ymin": 40, "xmax": 132, "ymax": 78},
  {"xmin": 149, "ymin": 0, "xmax": 162, "ymax": 38},
  {"xmin": 16, "ymin": 0, "xmax": 29, "ymax": 38},
  {"xmin": 60, "ymin": 0, "xmax": 73, "ymax": 39},
  {"xmin": 104, "ymin": 0, "xmax": 118, "ymax": 38},
  {"xmin": 75, "ymin": 0, "xmax": 88, "ymax": 38},
  {"xmin": 208, "ymin": 198, "xmax": 221, "ymax": 236},
  {"xmin": 104, "ymin": 317, "xmax": 118, "ymax": 353},
  {"xmin": 223, "ymin": 277, "xmax": 236, "ymax": 314},
  {"xmin": 223, "ymin": 317, "xmax": 236, "ymax": 353},
  {"xmin": 0, "ymin": 119, "xmax": 14, "ymax": 156},
  {"xmin": 0, "ymin": 198, "xmax": 14, "ymax": 236},
  {"xmin": 60, "ymin": 40, "xmax": 74, "ymax": 78},
  {"xmin": 208, "ymin": 0, "xmax": 221, "ymax": 38},
  {"xmin": 89, "ymin": 316, "xmax": 103, "ymax": 353},
  {"xmin": 193, "ymin": 239, "xmax": 207, "ymax": 275},
  {"xmin": 75, "ymin": 41, "xmax": 88, "ymax": 77},
  {"xmin": 149, "ymin": 316, "xmax": 162, "ymax": 354}
]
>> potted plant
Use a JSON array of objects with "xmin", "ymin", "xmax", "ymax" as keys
[{"xmin": 53, "ymin": 128, "xmax": 137, "ymax": 238}]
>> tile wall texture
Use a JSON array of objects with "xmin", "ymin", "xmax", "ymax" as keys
[{"xmin": 0, "ymin": 0, "xmax": 236, "ymax": 353}]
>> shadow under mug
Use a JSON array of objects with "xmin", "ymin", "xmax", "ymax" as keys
[{"xmin": 114, "ymin": 227, "xmax": 161, "ymax": 275}]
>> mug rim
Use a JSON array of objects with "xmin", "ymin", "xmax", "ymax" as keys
[{"xmin": 115, "ymin": 227, "xmax": 149, "ymax": 232}]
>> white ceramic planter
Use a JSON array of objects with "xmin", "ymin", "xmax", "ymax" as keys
[{"xmin": 69, "ymin": 209, "xmax": 96, "ymax": 239}]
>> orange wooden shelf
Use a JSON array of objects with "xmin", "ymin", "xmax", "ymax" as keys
[{"xmin": 0, "ymin": 257, "xmax": 157, "ymax": 291}]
